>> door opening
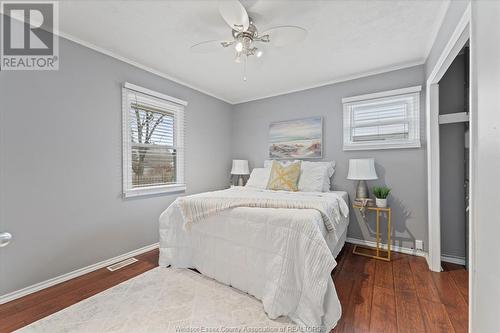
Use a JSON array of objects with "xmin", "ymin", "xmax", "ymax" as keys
[{"xmin": 438, "ymin": 44, "xmax": 470, "ymax": 269}]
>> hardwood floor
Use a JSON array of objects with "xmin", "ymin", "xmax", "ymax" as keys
[
  {"xmin": 332, "ymin": 244, "xmax": 468, "ymax": 333},
  {"xmin": 0, "ymin": 244, "xmax": 468, "ymax": 333},
  {"xmin": 0, "ymin": 249, "xmax": 159, "ymax": 333}
]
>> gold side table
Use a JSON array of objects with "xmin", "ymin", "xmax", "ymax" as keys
[{"xmin": 352, "ymin": 205, "xmax": 392, "ymax": 261}]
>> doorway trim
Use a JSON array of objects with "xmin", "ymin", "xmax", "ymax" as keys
[{"xmin": 426, "ymin": 4, "xmax": 471, "ymax": 273}]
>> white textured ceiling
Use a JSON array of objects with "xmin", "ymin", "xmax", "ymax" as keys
[{"xmin": 59, "ymin": 0, "xmax": 448, "ymax": 104}]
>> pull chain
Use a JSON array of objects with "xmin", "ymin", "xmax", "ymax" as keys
[{"xmin": 243, "ymin": 55, "xmax": 247, "ymax": 81}]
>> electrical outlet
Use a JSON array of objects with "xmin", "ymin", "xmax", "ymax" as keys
[{"xmin": 415, "ymin": 240, "xmax": 424, "ymax": 250}]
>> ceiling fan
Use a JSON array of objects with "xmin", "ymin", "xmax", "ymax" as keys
[{"xmin": 190, "ymin": 0, "xmax": 307, "ymax": 81}]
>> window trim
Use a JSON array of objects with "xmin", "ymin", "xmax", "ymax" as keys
[
  {"xmin": 342, "ymin": 86, "xmax": 422, "ymax": 151},
  {"xmin": 122, "ymin": 82, "xmax": 187, "ymax": 198}
]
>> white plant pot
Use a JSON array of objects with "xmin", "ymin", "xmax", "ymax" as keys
[{"xmin": 375, "ymin": 198, "xmax": 387, "ymax": 208}]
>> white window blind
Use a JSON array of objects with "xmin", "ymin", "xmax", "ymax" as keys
[
  {"xmin": 342, "ymin": 86, "xmax": 421, "ymax": 150},
  {"xmin": 122, "ymin": 83, "xmax": 186, "ymax": 197}
]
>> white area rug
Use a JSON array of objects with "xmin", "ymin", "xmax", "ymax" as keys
[{"xmin": 17, "ymin": 268, "xmax": 296, "ymax": 333}]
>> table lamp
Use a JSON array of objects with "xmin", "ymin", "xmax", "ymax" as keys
[
  {"xmin": 347, "ymin": 158, "xmax": 378, "ymax": 199},
  {"xmin": 231, "ymin": 160, "xmax": 249, "ymax": 186}
]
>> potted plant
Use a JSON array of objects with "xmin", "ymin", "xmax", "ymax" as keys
[{"xmin": 372, "ymin": 186, "xmax": 391, "ymax": 208}]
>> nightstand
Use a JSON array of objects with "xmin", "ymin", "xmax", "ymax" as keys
[{"xmin": 352, "ymin": 205, "xmax": 392, "ymax": 261}]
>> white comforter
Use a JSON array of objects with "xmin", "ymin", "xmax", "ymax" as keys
[
  {"xmin": 159, "ymin": 187, "xmax": 349, "ymax": 330},
  {"xmin": 178, "ymin": 187, "xmax": 348, "ymax": 232}
]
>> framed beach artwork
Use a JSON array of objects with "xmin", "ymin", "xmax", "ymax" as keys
[{"xmin": 268, "ymin": 116, "xmax": 323, "ymax": 159}]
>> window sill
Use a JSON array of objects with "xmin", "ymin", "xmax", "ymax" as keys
[
  {"xmin": 123, "ymin": 184, "xmax": 186, "ymax": 198},
  {"xmin": 343, "ymin": 140, "xmax": 421, "ymax": 151}
]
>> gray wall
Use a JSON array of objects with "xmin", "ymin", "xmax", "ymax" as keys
[
  {"xmin": 231, "ymin": 65, "xmax": 428, "ymax": 251},
  {"xmin": 0, "ymin": 37, "xmax": 232, "ymax": 295},
  {"xmin": 439, "ymin": 54, "xmax": 467, "ymax": 258},
  {"xmin": 0, "ymin": 0, "xmax": 475, "ymax": 296}
]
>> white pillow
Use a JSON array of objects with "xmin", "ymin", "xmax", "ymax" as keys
[
  {"xmin": 296, "ymin": 165, "xmax": 328, "ymax": 192},
  {"xmin": 300, "ymin": 162, "xmax": 334, "ymax": 192},
  {"xmin": 263, "ymin": 160, "xmax": 335, "ymax": 192},
  {"xmin": 301, "ymin": 161, "xmax": 335, "ymax": 177},
  {"xmin": 245, "ymin": 168, "xmax": 271, "ymax": 189}
]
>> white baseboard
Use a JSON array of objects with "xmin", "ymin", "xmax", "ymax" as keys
[
  {"xmin": 441, "ymin": 254, "xmax": 466, "ymax": 265},
  {"xmin": 0, "ymin": 242, "xmax": 159, "ymax": 305},
  {"xmin": 346, "ymin": 237, "xmax": 428, "ymax": 258}
]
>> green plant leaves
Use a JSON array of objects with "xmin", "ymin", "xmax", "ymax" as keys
[{"xmin": 372, "ymin": 186, "xmax": 391, "ymax": 199}]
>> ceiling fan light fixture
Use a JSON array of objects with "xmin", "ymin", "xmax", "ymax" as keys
[
  {"xmin": 235, "ymin": 41, "xmax": 243, "ymax": 52},
  {"xmin": 191, "ymin": 0, "xmax": 307, "ymax": 81}
]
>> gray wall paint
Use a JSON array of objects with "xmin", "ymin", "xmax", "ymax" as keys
[
  {"xmin": 425, "ymin": 0, "xmax": 470, "ymax": 78},
  {"xmin": 1, "ymin": 0, "xmax": 476, "ymax": 295},
  {"xmin": 0, "ymin": 37, "xmax": 232, "ymax": 295},
  {"xmin": 231, "ymin": 65, "xmax": 428, "ymax": 251},
  {"xmin": 439, "ymin": 54, "xmax": 466, "ymax": 258}
]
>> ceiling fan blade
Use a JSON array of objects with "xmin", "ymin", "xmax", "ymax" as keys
[
  {"xmin": 190, "ymin": 40, "xmax": 231, "ymax": 53},
  {"xmin": 218, "ymin": 0, "xmax": 250, "ymax": 32},
  {"xmin": 262, "ymin": 26, "xmax": 307, "ymax": 47}
]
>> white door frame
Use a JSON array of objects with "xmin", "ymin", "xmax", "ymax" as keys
[{"xmin": 426, "ymin": 4, "xmax": 471, "ymax": 273}]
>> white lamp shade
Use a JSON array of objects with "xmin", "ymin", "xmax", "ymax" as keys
[
  {"xmin": 347, "ymin": 158, "xmax": 378, "ymax": 180},
  {"xmin": 231, "ymin": 160, "xmax": 249, "ymax": 175}
]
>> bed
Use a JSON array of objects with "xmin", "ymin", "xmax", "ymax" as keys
[{"xmin": 158, "ymin": 185, "xmax": 349, "ymax": 330}]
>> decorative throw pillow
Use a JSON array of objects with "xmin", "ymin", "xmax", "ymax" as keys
[
  {"xmin": 266, "ymin": 161, "xmax": 301, "ymax": 191},
  {"xmin": 264, "ymin": 160, "xmax": 335, "ymax": 192}
]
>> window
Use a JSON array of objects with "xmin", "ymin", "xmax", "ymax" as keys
[
  {"xmin": 342, "ymin": 86, "xmax": 421, "ymax": 150},
  {"xmin": 122, "ymin": 82, "xmax": 186, "ymax": 197}
]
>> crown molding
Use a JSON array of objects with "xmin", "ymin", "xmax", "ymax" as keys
[
  {"xmin": 6, "ymin": 9, "xmax": 436, "ymax": 106},
  {"xmin": 58, "ymin": 31, "xmax": 424, "ymax": 106},
  {"xmin": 57, "ymin": 31, "xmax": 236, "ymax": 105},
  {"xmin": 232, "ymin": 59, "xmax": 425, "ymax": 104}
]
